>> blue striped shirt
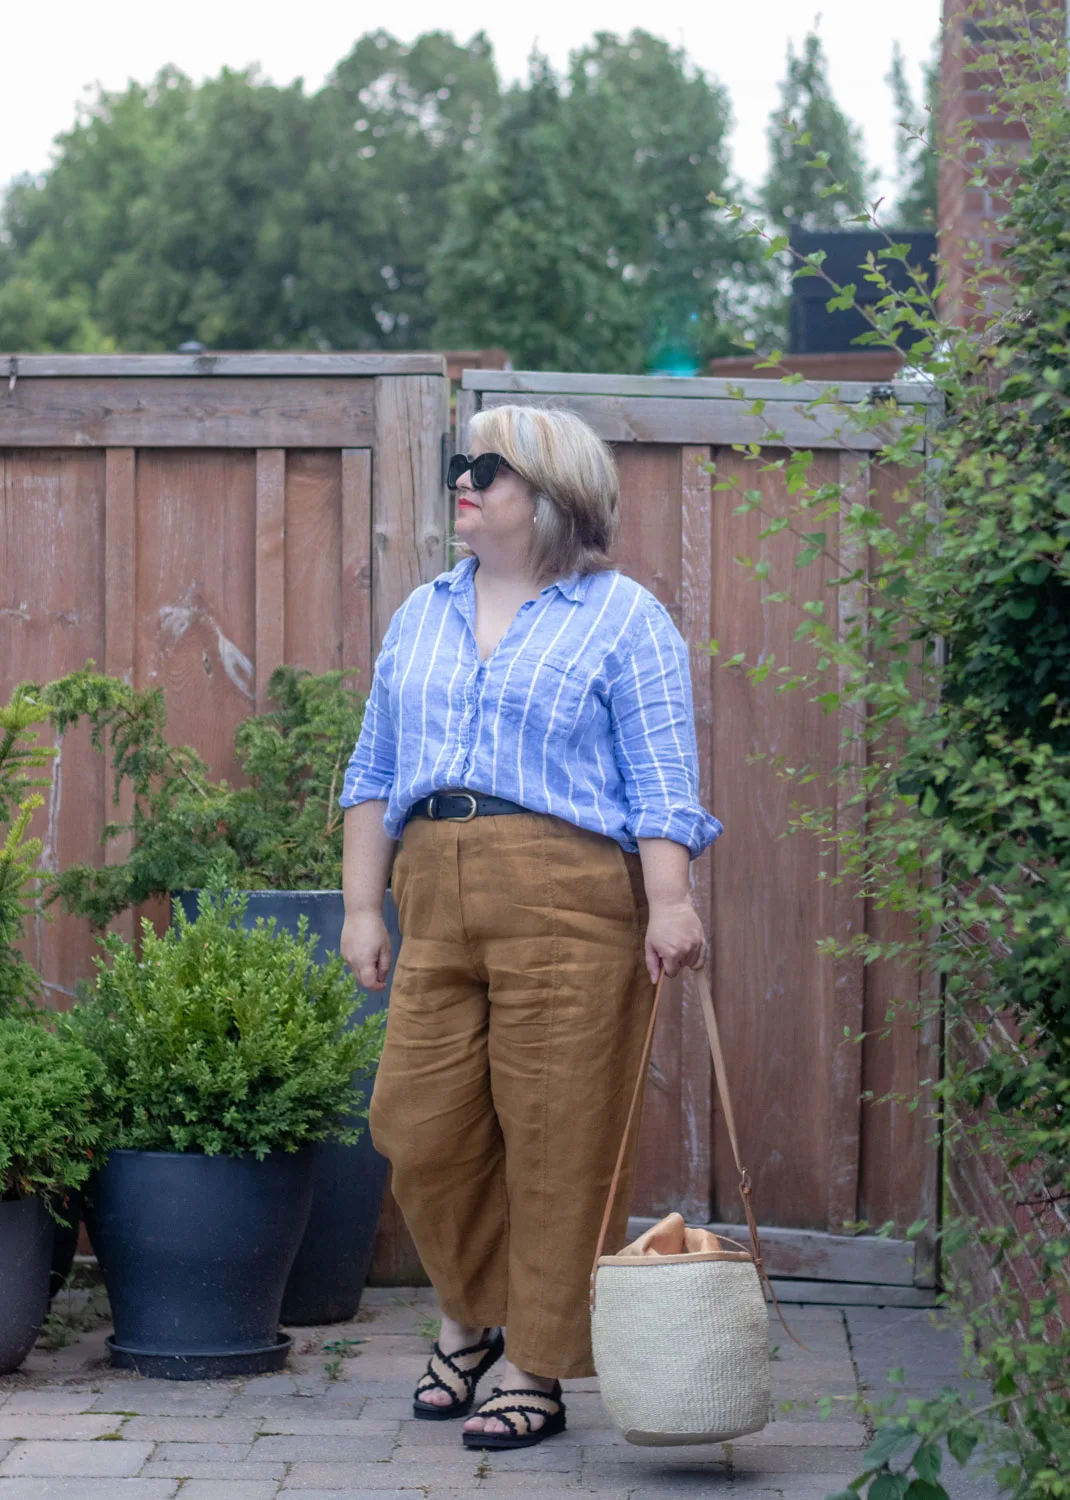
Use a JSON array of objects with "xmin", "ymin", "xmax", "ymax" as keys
[{"xmin": 339, "ymin": 558, "xmax": 723, "ymax": 857}]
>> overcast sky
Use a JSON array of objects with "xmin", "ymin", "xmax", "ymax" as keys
[{"xmin": 2, "ymin": 0, "xmax": 941, "ymax": 199}]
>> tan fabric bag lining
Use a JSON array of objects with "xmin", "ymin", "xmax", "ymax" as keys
[{"xmin": 599, "ymin": 1211, "xmax": 754, "ymax": 1266}]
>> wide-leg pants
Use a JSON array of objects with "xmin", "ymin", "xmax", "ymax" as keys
[{"xmin": 368, "ymin": 812, "xmax": 655, "ymax": 1379}]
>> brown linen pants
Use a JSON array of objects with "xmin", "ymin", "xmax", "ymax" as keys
[{"xmin": 368, "ymin": 813, "xmax": 655, "ymax": 1379}]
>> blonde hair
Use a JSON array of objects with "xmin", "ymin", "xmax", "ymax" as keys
[{"xmin": 466, "ymin": 404, "xmax": 620, "ymax": 580}]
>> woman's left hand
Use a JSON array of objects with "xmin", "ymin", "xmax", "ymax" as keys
[{"xmin": 644, "ymin": 899, "xmax": 707, "ymax": 984}]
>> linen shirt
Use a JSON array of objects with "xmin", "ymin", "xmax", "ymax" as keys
[{"xmin": 339, "ymin": 558, "xmax": 723, "ymax": 857}]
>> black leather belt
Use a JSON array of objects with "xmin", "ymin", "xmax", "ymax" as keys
[{"xmin": 408, "ymin": 791, "xmax": 530, "ymax": 823}]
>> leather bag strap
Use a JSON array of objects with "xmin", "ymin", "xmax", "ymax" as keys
[
  {"xmin": 589, "ymin": 972, "xmax": 666, "ymax": 1310},
  {"xmin": 589, "ymin": 965, "xmax": 806, "ymax": 1349}
]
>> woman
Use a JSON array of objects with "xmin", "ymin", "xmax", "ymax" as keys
[{"xmin": 339, "ymin": 404, "xmax": 722, "ymax": 1450}]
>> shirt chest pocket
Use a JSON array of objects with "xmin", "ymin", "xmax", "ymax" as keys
[{"xmin": 494, "ymin": 653, "xmax": 602, "ymax": 739}]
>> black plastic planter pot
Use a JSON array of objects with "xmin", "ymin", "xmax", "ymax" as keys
[
  {"xmin": 0, "ymin": 1197, "xmax": 55, "ymax": 1374},
  {"xmin": 86, "ymin": 1148, "xmax": 314, "ymax": 1378},
  {"xmin": 176, "ymin": 889, "xmax": 399, "ymax": 1326}
]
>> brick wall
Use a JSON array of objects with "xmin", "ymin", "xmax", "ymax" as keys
[
  {"xmin": 938, "ymin": 0, "xmax": 1064, "ymax": 322},
  {"xmin": 945, "ymin": 1016, "xmax": 1070, "ymax": 1331}
]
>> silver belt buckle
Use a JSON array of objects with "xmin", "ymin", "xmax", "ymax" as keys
[{"xmin": 430, "ymin": 791, "xmax": 478, "ymax": 822}]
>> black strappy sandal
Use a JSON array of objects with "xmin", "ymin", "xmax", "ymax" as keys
[
  {"xmin": 412, "ymin": 1327, "xmax": 505, "ymax": 1420},
  {"xmin": 461, "ymin": 1380, "xmax": 567, "ymax": 1449}
]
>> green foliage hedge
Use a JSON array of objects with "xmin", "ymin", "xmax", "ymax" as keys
[
  {"xmin": 64, "ymin": 888, "xmax": 384, "ymax": 1159},
  {"xmin": 0, "ymin": 691, "xmax": 57, "ymax": 1015},
  {"xmin": 0, "ymin": 1019, "xmax": 102, "ymax": 1200}
]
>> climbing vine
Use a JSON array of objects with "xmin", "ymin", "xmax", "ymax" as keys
[{"xmin": 711, "ymin": 6, "xmax": 1069, "ymax": 1496}]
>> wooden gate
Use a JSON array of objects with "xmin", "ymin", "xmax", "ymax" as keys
[{"xmin": 458, "ymin": 369, "xmax": 942, "ymax": 1305}]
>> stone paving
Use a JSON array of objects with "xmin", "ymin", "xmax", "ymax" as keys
[{"xmin": 0, "ymin": 1286, "xmax": 995, "ymax": 1500}]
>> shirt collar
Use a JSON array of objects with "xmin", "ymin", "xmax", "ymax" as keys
[
  {"xmin": 434, "ymin": 557, "xmax": 591, "ymax": 604},
  {"xmin": 434, "ymin": 557, "xmax": 478, "ymax": 594},
  {"xmin": 547, "ymin": 571, "xmax": 588, "ymax": 603}
]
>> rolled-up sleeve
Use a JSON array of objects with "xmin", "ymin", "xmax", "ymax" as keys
[
  {"xmin": 608, "ymin": 597, "xmax": 723, "ymax": 858},
  {"xmin": 339, "ymin": 616, "xmax": 399, "ymax": 810}
]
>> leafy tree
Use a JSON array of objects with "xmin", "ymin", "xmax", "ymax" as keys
[
  {"xmin": 429, "ymin": 57, "xmax": 615, "ymax": 370},
  {"xmin": 1, "ymin": 34, "xmax": 499, "ymax": 352},
  {"xmin": 887, "ymin": 40, "xmax": 939, "ymax": 226},
  {"xmin": 430, "ymin": 31, "xmax": 775, "ymax": 372},
  {"xmin": 761, "ymin": 32, "xmax": 873, "ymax": 229},
  {"xmin": 2, "ymin": 68, "xmax": 198, "ymax": 342},
  {"xmin": 0, "ymin": 277, "xmax": 111, "ymax": 352},
  {"xmin": 312, "ymin": 30, "xmax": 500, "ymax": 347}
]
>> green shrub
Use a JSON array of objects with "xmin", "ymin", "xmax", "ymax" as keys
[
  {"xmin": 0, "ymin": 690, "xmax": 57, "ymax": 1014},
  {"xmin": 39, "ymin": 664, "xmax": 365, "ymax": 927},
  {"xmin": 0, "ymin": 1018, "xmax": 102, "ymax": 1200},
  {"xmin": 65, "ymin": 887, "xmax": 384, "ymax": 1159}
]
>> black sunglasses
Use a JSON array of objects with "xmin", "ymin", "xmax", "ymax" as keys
[{"xmin": 446, "ymin": 452, "xmax": 512, "ymax": 491}]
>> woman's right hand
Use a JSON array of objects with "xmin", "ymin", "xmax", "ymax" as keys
[{"xmin": 341, "ymin": 910, "xmax": 392, "ymax": 991}]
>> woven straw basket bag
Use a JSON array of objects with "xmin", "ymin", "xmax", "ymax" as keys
[{"xmin": 590, "ymin": 966, "xmax": 791, "ymax": 1447}]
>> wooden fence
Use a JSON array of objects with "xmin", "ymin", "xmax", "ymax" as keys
[
  {"xmin": 1, "ymin": 355, "xmax": 941, "ymax": 1303},
  {"xmin": 0, "ymin": 352, "xmax": 448, "ymax": 996}
]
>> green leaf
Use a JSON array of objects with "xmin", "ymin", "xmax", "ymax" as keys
[
  {"xmin": 750, "ymin": 655, "xmax": 775, "ymax": 684},
  {"xmin": 912, "ymin": 1445, "xmax": 941, "ymax": 1483},
  {"xmin": 827, "ymin": 284, "xmax": 857, "ymax": 312},
  {"xmin": 870, "ymin": 1472, "xmax": 908, "ymax": 1500},
  {"xmin": 946, "ymin": 1430, "xmax": 977, "ymax": 1467},
  {"xmin": 902, "ymin": 1482, "xmax": 947, "ymax": 1500},
  {"xmin": 865, "ymin": 1426, "xmax": 915, "ymax": 1471}
]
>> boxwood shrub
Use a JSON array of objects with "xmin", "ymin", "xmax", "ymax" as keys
[{"xmin": 65, "ymin": 887, "xmax": 384, "ymax": 1160}]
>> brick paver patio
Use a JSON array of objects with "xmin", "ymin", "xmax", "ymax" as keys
[{"xmin": 0, "ymin": 1286, "xmax": 994, "ymax": 1499}]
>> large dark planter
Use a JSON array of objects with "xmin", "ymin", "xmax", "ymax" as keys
[
  {"xmin": 86, "ymin": 1148, "xmax": 314, "ymax": 1379},
  {"xmin": 176, "ymin": 889, "xmax": 399, "ymax": 1326},
  {"xmin": 0, "ymin": 1197, "xmax": 55, "ymax": 1374}
]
